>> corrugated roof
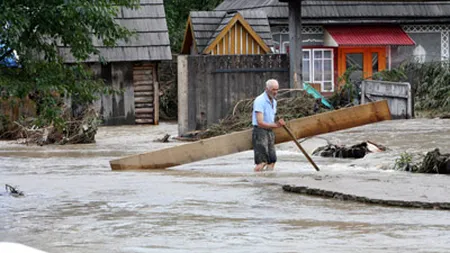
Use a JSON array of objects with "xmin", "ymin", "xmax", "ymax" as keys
[
  {"xmin": 60, "ymin": 0, "xmax": 171, "ymax": 63},
  {"xmin": 325, "ymin": 26, "xmax": 415, "ymax": 46},
  {"xmin": 215, "ymin": 1, "xmax": 450, "ymax": 23}
]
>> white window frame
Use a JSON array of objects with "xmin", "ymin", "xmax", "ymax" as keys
[
  {"xmin": 302, "ymin": 48, "xmax": 334, "ymax": 92},
  {"xmin": 302, "ymin": 49, "xmax": 312, "ymax": 83},
  {"xmin": 270, "ymin": 34, "xmax": 335, "ymax": 92},
  {"xmin": 312, "ymin": 48, "xmax": 334, "ymax": 92}
]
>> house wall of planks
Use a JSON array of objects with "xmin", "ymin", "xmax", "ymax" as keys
[
  {"xmin": 133, "ymin": 63, "xmax": 159, "ymax": 125},
  {"xmin": 0, "ymin": 98, "xmax": 36, "ymax": 122},
  {"xmin": 178, "ymin": 54, "xmax": 289, "ymax": 135},
  {"xmin": 90, "ymin": 62, "xmax": 159, "ymax": 125},
  {"xmin": 210, "ymin": 22, "xmax": 267, "ymax": 55}
]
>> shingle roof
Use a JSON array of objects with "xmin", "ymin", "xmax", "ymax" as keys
[
  {"xmin": 60, "ymin": 0, "xmax": 171, "ymax": 63},
  {"xmin": 238, "ymin": 10, "xmax": 273, "ymax": 48},
  {"xmin": 215, "ymin": 1, "xmax": 450, "ymax": 24},
  {"xmin": 190, "ymin": 10, "xmax": 273, "ymax": 53},
  {"xmin": 190, "ymin": 11, "xmax": 227, "ymax": 53}
]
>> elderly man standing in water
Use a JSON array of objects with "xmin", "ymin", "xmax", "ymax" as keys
[{"xmin": 252, "ymin": 79, "xmax": 286, "ymax": 172}]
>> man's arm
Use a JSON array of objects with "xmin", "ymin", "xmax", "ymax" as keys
[{"xmin": 256, "ymin": 112, "xmax": 285, "ymax": 129}]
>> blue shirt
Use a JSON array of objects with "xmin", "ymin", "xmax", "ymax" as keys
[{"xmin": 252, "ymin": 91, "xmax": 277, "ymax": 126}]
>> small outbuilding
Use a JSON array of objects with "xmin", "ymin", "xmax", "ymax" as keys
[
  {"xmin": 181, "ymin": 10, "xmax": 273, "ymax": 55},
  {"xmin": 59, "ymin": 0, "xmax": 172, "ymax": 125}
]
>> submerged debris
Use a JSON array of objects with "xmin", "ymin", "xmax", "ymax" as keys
[
  {"xmin": 3, "ymin": 105, "xmax": 98, "ymax": 145},
  {"xmin": 3, "ymin": 184, "xmax": 24, "ymax": 197},
  {"xmin": 312, "ymin": 141, "xmax": 387, "ymax": 159},
  {"xmin": 154, "ymin": 134, "xmax": 171, "ymax": 143},
  {"xmin": 396, "ymin": 148, "xmax": 450, "ymax": 174}
]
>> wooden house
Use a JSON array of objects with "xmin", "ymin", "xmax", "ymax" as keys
[
  {"xmin": 181, "ymin": 11, "xmax": 273, "ymax": 55},
  {"xmin": 209, "ymin": 0, "xmax": 450, "ymax": 94},
  {"xmin": 59, "ymin": 0, "xmax": 171, "ymax": 125}
]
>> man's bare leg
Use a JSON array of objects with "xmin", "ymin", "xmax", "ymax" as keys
[{"xmin": 254, "ymin": 163, "xmax": 267, "ymax": 172}]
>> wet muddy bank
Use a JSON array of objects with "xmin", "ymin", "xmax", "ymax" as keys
[{"xmin": 282, "ymin": 184, "xmax": 450, "ymax": 210}]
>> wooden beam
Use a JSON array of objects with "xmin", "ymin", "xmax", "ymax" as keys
[
  {"xmin": 153, "ymin": 64, "xmax": 159, "ymax": 125},
  {"xmin": 288, "ymin": 0, "xmax": 303, "ymax": 89},
  {"xmin": 110, "ymin": 100, "xmax": 391, "ymax": 170}
]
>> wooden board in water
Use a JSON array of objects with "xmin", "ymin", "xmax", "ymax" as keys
[{"xmin": 110, "ymin": 100, "xmax": 391, "ymax": 170}]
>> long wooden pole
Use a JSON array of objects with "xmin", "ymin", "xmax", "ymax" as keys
[
  {"xmin": 283, "ymin": 125, "xmax": 320, "ymax": 171},
  {"xmin": 110, "ymin": 100, "xmax": 391, "ymax": 170}
]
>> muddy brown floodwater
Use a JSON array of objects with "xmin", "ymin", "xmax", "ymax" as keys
[{"xmin": 1, "ymin": 119, "xmax": 450, "ymax": 253}]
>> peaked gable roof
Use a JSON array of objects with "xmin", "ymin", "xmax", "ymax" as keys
[
  {"xmin": 60, "ymin": 0, "xmax": 172, "ymax": 63},
  {"xmin": 182, "ymin": 10, "xmax": 273, "ymax": 54},
  {"xmin": 216, "ymin": 0, "xmax": 450, "ymax": 24},
  {"xmin": 186, "ymin": 11, "xmax": 227, "ymax": 54}
]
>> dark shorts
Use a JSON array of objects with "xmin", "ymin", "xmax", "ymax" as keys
[{"xmin": 252, "ymin": 126, "xmax": 277, "ymax": 164}]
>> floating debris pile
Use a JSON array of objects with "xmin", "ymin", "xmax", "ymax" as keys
[
  {"xmin": 312, "ymin": 141, "xmax": 387, "ymax": 159},
  {"xmin": 395, "ymin": 148, "xmax": 450, "ymax": 174},
  {"xmin": 198, "ymin": 90, "xmax": 328, "ymax": 139},
  {"xmin": 1, "ymin": 105, "xmax": 98, "ymax": 145}
]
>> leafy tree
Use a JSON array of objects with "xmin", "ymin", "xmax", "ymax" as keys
[
  {"xmin": 164, "ymin": 0, "xmax": 223, "ymax": 52},
  {"xmin": 0, "ymin": 0, "xmax": 140, "ymax": 130}
]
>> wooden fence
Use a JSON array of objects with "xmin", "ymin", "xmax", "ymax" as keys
[
  {"xmin": 361, "ymin": 80, "xmax": 413, "ymax": 119},
  {"xmin": 178, "ymin": 54, "xmax": 289, "ymax": 135},
  {"xmin": 0, "ymin": 97, "xmax": 36, "ymax": 122}
]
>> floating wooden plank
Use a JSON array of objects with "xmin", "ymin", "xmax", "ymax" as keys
[
  {"xmin": 134, "ymin": 80, "xmax": 154, "ymax": 86},
  {"xmin": 135, "ymin": 103, "xmax": 153, "ymax": 109},
  {"xmin": 136, "ymin": 114, "xmax": 153, "ymax": 119},
  {"xmin": 135, "ymin": 97, "xmax": 154, "ymax": 103},
  {"xmin": 110, "ymin": 100, "xmax": 391, "ymax": 170},
  {"xmin": 133, "ymin": 74, "xmax": 152, "ymax": 82},
  {"xmin": 134, "ymin": 86, "xmax": 153, "ymax": 92},
  {"xmin": 135, "ymin": 108, "xmax": 154, "ymax": 114},
  {"xmin": 133, "ymin": 70, "xmax": 154, "ymax": 75},
  {"xmin": 135, "ymin": 119, "xmax": 154, "ymax": 124}
]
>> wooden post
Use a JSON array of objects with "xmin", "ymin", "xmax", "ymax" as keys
[
  {"xmin": 153, "ymin": 64, "xmax": 159, "ymax": 125},
  {"xmin": 286, "ymin": 0, "xmax": 303, "ymax": 89},
  {"xmin": 177, "ymin": 55, "xmax": 189, "ymax": 135}
]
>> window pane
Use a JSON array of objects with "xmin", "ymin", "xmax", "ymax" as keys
[
  {"xmin": 314, "ymin": 50, "xmax": 322, "ymax": 59},
  {"xmin": 346, "ymin": 53, "xmax": 364, "ymax": 83},
  {"xmin": 272, "ymin": 41, "xmax": 280, "ymax": 54},
  {"xmin": 282, "ymin": 42, "xmax": 289, "ymax": 53},
  {"xmin": 303, "ymin": 59, "xmax": 310, "ymax": 82},
  {"xmin": 346, "ymin": 53, "xmax": 363, "ymax": 70},
  {"xmin": 324, "ymin": 59, "xmax": 332, "ymax": 80},
  {"xmin": 372, "ymin": 52, "xmax": 379, "ymax": 74},
  {"xmin": 281, "ymin": 34, "xmax": 289, "ymax": 44},
  {"xmin": 314, "ymin": 60, "xmax": 322, "ymax": 81},
  {"xmin": 303, "ymin": 50, "xmax": 310, "ymax": 59},
  {"xmin": 324, "ymin": 50, "xmax": 332, "ymax": 59},
  {"xmin": 323, "ymin": 82, "xmax": 333, "ymax": 91}
]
